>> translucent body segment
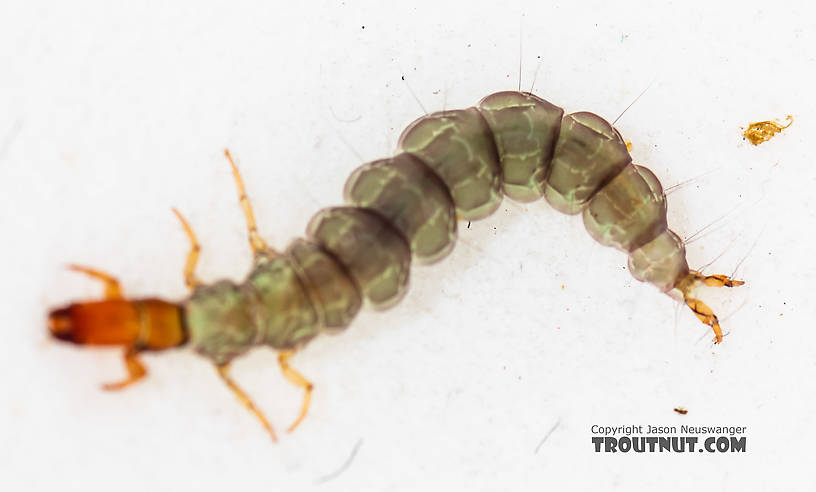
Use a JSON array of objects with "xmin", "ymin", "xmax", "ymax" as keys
[
  {"xmin": 306, "ymin": 207, "xmax": 411, "ymax": 308},
  {"xmin": 343, "ymin": 153, "xmax": 457, "ymax": 263},
  {"xmin": 627, "ymin": 229, "xmax": 689, "ymax": 292},
  {"xmin": 247, "ymin": 256, "xmax": 321, "ymax": 350},
  {"xmin": 636, "ymin": 164, "xmax": 663, "ymax": 198},
  {"xmin": 397, "ymin": 108, "xmax": 503, "ymax": 220},
  {"xmin": 545, "ymin": 112, "xmax": 632, "ymax": 215},
  {"xmin": 184, "ymin": 280, "xmax": 258, "ymax": 365},
  {"xmin": 477, "ymin": 91, "xmax": 564, "ymax": 202},
  {"xmin": 286, "ymin": 238, "xmax": 362, "ymax": 331},
  {"xmin": 582, "ymin": 164, "xmax": 667, "ymax": 252}
]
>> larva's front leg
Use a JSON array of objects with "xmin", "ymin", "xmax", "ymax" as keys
[
  {"xmin": 101, "ymin": 347, "xmax": 147, "ymax": 391},
  {"xmin": 171, "ymin": 208, "xmax": 201, "ymax": 289},
  {"xmin": 66, "ymin": 264, "xmax": 124, "ymax": 299}
]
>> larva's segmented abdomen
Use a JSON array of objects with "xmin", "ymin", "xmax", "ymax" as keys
[
  {"xmin": 477, "ymin": 91, "xmax": 564, "ymax": 202},
  {"xmin": 185, "ymin": 90, "xmax": 692, "ymax": 364},
  {"xmin": 246, "ymin": 255, "xmax": 321, "ymax": 349},
  {"xmin": 286, "ymin": 238, "xmax": 362, "ymax": 331},
  {"xmin": 627, "ymin": 230, "xmax": 688, "ymax": 292},
  {"xmin": 306, "ymin": 207, "xmax": 411, "ymax": 309},
  {"xmin": 397, "ymin": 107, "xmax": 503, "ymax": 220},
  {"xmin": 545, "ymin": 112, "xmax": 633, "ymax": 214},
  {"xmin": 344, "ymin": 92, "xmax": 686, "ymax": 289},
  {"xmin": 343, "ymin": 153, "xmax": 457, "ymax": 264},
  {"xmin": 582, "ymin": 164, "xmax": 667, "ymax": 252}
]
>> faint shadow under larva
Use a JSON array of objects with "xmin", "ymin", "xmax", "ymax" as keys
[{"xmin": 314, "ymin": 438, "xmax": 364, "ymax": 485}]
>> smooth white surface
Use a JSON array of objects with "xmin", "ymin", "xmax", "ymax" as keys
[{"xmin": 2, "ymin": 0, "xmax": 814, "ymax": 490}]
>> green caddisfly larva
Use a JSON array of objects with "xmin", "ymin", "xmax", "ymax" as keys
[{"xmin": 47, "ymin": 91, "xmax": 744, "ymax": 441}]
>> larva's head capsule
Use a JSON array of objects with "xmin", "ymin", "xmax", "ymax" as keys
[{"xmin": 48, "ymin": 299, "xmax": 188, "ymax": 350}]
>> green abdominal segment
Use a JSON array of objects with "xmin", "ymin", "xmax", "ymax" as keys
[
  {"xmin": 286, "ymin": 239, "xmax": 362, "ymax": 331},
  {"xmin": 397, "ymin": 108, "xmax": 503, "ymax": 220},
  {"xmin": 477, "ymin": 91, "xmax": 564, "ymax": 202},
  {"xmin": 582, "ymin": 164, "xmax": 667, "ymax": 252},
  {"xmin": 544, "ymin": 111, "xmax": 632, "ymax": 215},
  {"xmin": 307, "ymin": 207, "xmax": 411, "ymax": 309},
  {"xmin": 344, "ymin": 153, "xmax": 457, "ymax": 264}
]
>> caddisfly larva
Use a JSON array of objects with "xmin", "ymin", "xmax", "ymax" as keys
[
  {"xmin": 47, "ymin": 90, "xmax": 744, "ymax": 441},
  {"xmin": 742, "ymin": 115, "xmax": 793, "ymax": 145}
]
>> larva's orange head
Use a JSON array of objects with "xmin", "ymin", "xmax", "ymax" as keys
[{"xmin": 48, "ymin": 299, "xmax": 187, "ymax": 350}]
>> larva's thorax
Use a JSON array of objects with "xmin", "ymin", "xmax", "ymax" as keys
[
  {"xmin": 184, "ymin": 240, "xmax": 365, "ymax": 364},
  {"xmin": 183, "ymin": 90, "xmax": 689, "ymax": 365}
]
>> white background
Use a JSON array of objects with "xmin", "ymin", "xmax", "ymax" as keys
[{"xmin": 2, "ymin": 0, "xmax": 814, "ymax": 490}]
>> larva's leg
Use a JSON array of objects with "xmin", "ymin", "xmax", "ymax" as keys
[
  {"xmin": 684, "ymin": 297, "xmax": 723, "ymax": 344},
  {"xmin": 277, "ymin": 350, "xmax": 313, "ymax": 433},
  {"xmin": 67, "ymin": 264, "xmax": 123, "ymax": 299},
  {"xmin": 171, "ymin": 208, "xmax": 201, "ymax": 289},
  {"xmin": 224, "ymin": 149, "xmax": 270, "ymax": 255},
  {"xmin": 102, "ymin": 346, "xmax": 147, "ymax": 391},
  {"xmin": 216, "ymin": 363, "xmax": 278, "ymax": 441}
]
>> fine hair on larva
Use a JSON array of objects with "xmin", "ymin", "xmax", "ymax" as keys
[{"xmin": 47, "ymin": 89, "xmax": 745, "ymax": 441}]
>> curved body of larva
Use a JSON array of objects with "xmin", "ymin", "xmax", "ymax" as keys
[
  {"xmin": 48, "ymin": 90, "xmax": 743, "ymax": 440},
  {"xmin": 185, "ymin": 91, "xmax": 690, "ymax": 364}
]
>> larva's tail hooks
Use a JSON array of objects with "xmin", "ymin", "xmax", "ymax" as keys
[{"xmin": 675, "ymin": 271, "xmax": 745, "ymax": 344}]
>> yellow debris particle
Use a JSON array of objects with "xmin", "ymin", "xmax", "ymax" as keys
[{"xmin": 742, "ymin": 115, "xmax": 793, "ymax": 145}]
